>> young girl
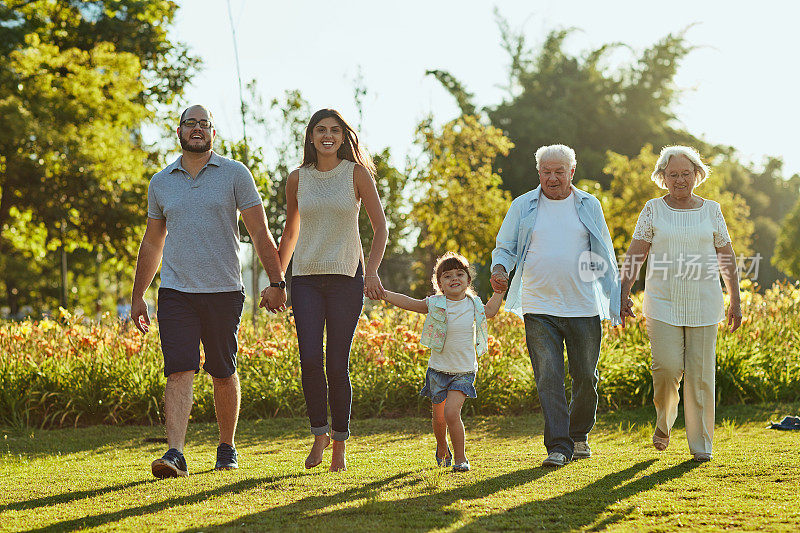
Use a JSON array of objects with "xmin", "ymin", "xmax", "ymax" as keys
[{"xmin": 381, "ymin": 252, "xmax": 503, "ymax": 472}]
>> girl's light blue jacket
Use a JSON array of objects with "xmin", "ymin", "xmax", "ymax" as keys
[
  {"xmin": 420, "ymin": 294, "xmax": 489, "ymax": 356},
  {"xmin": 491, "ymin": 185, "xmax": 622, "ymax": 325}
]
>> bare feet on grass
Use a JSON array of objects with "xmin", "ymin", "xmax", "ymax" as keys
[
  {"xmin": 330, "ymin": 440, "xmax": 347, "ymax": 472},
  {"xmin": 305, "ymin": 434, "xmax": 330, "ymax": 469}
]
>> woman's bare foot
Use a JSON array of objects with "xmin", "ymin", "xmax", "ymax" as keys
[
  {"xmin": 305, "ymin": 434, "xmax": 330, "ymax": 469},
  {"xmin": 329, "ymin": 439, "xmax": 347, "ymax": 472}
]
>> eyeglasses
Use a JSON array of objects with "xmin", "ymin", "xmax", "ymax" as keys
[{"xmin": 180, "ymin": 119, "xmax": 213, "ymax": 129}]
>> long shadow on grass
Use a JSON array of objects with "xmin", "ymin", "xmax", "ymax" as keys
[
  {"xmin": 22, "ymin": 471, "xmax": 314, "ymax": 533},
  {"xmin": 193, "ymin": 466, "xmax": 554, "ymax": 531},
  {"xmin": 457, "ymin": 459, "xmax": 699, "ymax": 531},
  {"xmin": 0, "ymin": 479, "xmax": 156, "ymax": 514}
]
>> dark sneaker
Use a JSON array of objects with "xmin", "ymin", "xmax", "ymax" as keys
[
  {"xmin": 542, "ymin": 452, "xmax": 568, "ymax": 467},
  {"xmin": 151, "ymin": 448, "xmax": 188, "ymax": 478},
  {"xmin": 215, "ymin": 443, "xmax": 238, "ymax": 470}
]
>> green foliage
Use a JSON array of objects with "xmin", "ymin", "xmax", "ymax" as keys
[
  {"xmin": 2, "ymin": 283, "xmax": 798, "ymax": 428},
  {"xmin": 488, "ymin": 23, "xmax": 697, "ymax": 196},
  {"xmin": 0, "ymin": 34, "xmax": 152, "ymax": 313},
  {"xmin": 425, "ymin": 69, "xmax": 476, "ymax": 116},
  {"xmin": 0, "ymin": 0, "xmax": 195, "ymax": 315},
  {"xmin": 0, "ymin": 0, "xmax": 198, "ymax": 106},
  {"xmin": 773, "ymin": 198, "xmax": 800, "ymax": 278},
  {"xmin": 359, "ymin": 148, "xmax": 414, "ymax": 293},
  {"xmin": 597, "ymin": 145, "xmax": 754, "ymax": 260},
  {"xmin": 410, "ymin": 115, "xmax": 513, "ymax": 294},
  {"xmin": 718, "ymin": 156, "xmax": 800, "ymax": 286}
]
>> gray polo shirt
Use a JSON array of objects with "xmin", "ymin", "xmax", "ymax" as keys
[{"xmin": 147, "ymin": 152, "xmax": 263, "ymax": 293}]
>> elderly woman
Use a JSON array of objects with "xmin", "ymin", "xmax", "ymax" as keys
[{"xmin": 620, "ymin": 145, "xmax": 742, "ymax": 462}]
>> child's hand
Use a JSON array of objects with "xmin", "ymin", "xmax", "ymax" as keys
[{"xmin": 364, "ymin": 274, "xmax": 386, "ymax": 300}]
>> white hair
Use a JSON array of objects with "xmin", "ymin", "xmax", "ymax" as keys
[
  {"xmin": 535, "ymin": 144, "xmax": 576, "ymax": 170},
  {"xmin": 651, "ymin": 145, "xmax": 710, "ymax": 189}
]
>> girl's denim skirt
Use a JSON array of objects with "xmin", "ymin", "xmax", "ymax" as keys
[{"xmin": 419, "ymin": 367, "xmax": 477, "ymax": 404}]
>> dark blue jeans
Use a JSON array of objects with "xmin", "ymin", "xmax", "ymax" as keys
[
  {"xmin": 291, "ymin": 265, "xmax": 363, "ymax": 441},
  {"xmin": 524, "ymin": 314, "xmax": 601, "ymax": 459}
]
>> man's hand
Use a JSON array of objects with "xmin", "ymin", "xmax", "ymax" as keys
[
  {"xmin": 130, "ymin": 296, "xmax": 150, "ymax": 334},
  {"xmin": 490, "ymin": 266, "xmax": 509, "ymax": 293},
  {"xmin": 259, "ymin": 286, "xmax": 287, "ymax": 313}
]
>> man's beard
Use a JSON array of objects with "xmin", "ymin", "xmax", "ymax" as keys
[{"xmin": 180, "ymin": 134, "xmax": 212, "ymax": 153}]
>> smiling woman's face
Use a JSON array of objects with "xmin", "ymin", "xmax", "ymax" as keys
[
  {"xmin": 663, "ymin": 154, "xmax": 698, "ymax": 199},
  {"xmin": 311, "ymin": 117, "xmax": 344, "ymax": 156}
]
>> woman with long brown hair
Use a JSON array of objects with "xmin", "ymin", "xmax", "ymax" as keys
[{"xmin": 273, "ymin": 109, "xmax": 387, "ymax": 471}]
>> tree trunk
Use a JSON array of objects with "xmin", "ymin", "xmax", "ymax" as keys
[{"xmin": 60, "ymin": 220, "xmax": 68, "ymax": 308}]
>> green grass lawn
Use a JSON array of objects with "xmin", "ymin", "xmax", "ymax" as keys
[{"xmin": 2, "ymin": 404, "xmax": 799, "ymax": 532}]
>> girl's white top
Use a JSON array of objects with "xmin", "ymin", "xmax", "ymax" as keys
[
  {"xmin": 428, "ymin": 297, "xmax": 478, "ymax": 374},
  {"xmin": 292, "ymin": 160, "xmax": 363, "ymax": 276},
  {"xmin": 632, "ymin": 197, "xmax": 732, "ymax": 327}
]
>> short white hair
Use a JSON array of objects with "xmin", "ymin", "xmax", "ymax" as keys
[
  {"xmin": 535, "ymin": 144, "xmax": 576, "ymax": 170},
  {"xmin": 651, "ymin": 146, "xmax": 710, "ymax": 189}
]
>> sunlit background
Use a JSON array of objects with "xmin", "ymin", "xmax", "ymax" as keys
[{"xmin": 2, "ymin": 0, "xmax": 800, "ymax": 319}]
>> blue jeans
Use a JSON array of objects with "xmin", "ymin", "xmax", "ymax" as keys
[
  {"xmin": 524, "ymin": 314, "xmax": 601, "ymax": 459},
  {"xmin": 291, "ymin": 264, "xmax": 363, "ymax": 441}
]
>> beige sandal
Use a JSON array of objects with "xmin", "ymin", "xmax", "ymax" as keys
[{"xmin": 652, "ymin": 430, "xmax": 669, "ymax": 451}]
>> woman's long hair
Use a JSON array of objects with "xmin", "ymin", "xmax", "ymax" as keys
[{"xmin": 301, "ymin": 109, "xmax": 376, "ymax": 177}]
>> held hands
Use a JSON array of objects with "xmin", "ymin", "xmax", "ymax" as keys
[
  {"xmin": 259, "ymin": 286, "xmax": 287, "ymax": 313},
  {"xmin": 130, "ymin": 296, "xmax": 150, "ymax": 334},
  {"xmin": 620, "ymin": 291, "xmax": 635, "ymax": 327},
  {"xmin": 490, "ymin": 268, "xmax": 509, "ymax": 293},
  {"xmin": 364, "ymin": 273, "xmax": 386, "ymax": 300}
]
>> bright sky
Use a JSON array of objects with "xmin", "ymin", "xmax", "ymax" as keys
[{"xmin": 171, "ymin": 0, "xmax": 800, "ymax": 179}]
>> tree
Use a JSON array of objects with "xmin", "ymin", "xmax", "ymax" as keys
[
  {"xmin": 487, "ymin": 23, "xmax": 697, "ymax": 196},
  {"xmin": 410, "ymin": 115, "xmax": 513, "ymax": 295},
  {"xmin": 716, "ymin": 156, "xmax": 800, "ymax": 287},
  {"xmin": 0, "ymin": 1, "xmax": 197, "ymax": 314},
  {"xmin": 0, "ymin": 35, "xmax": 151, "ymax": 312},
  {"xmin": 773, "ymin": 198, "xmax": 800, "ymax": 279},
  {"xmin": 0, "ymin": 0, "xmax": 198, "ymax": 107}
]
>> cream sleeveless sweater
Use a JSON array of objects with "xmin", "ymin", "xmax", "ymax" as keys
[{"xmin": 292, "ymin": 160, "xmax": 363, "ymax": 277}]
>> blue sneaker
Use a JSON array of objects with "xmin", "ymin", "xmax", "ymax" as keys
[
  {"xmin": 453, "ymin": 460, "xmax": 471, "ymax": 472},
  {"xmin": 436, "ymin": 445, "xmax": 452, "ymax": 467},
  {"xmin": 151, "ymin": 448, "xmax": 188, "ymax": 478},
  {"xmin": 215, "ymin": 443, "xmax": 238, "ymax": 470}
]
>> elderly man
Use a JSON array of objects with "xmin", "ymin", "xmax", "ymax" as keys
[
  {"xmin": 131, "ymin": 105, "xmax": 287, "ymax": 478},
  {"xmin": 491, "ymin": 144, "xmax": 620, "ymax": 467}
]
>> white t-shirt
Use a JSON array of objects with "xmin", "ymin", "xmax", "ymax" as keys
[
  {"xmin": 427, "ymin": 297, "xmax": 478, "ymax": 374},
  {"xmin": 521, "ymin": 193, "xmax": 597, "ymax": 316}
]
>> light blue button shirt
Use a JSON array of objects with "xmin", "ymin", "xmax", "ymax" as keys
[{"xmin": 491, "ymin": 185, "xmax": 621, "ymax": 325}]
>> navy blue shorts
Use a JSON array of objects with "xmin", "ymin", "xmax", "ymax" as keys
[{"xmin": 157, "ymin": 288, "xmax": 245, "ymax": 378}]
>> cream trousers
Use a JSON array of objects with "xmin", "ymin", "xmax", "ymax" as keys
[{"xmin": 646, "ymin": 317, "xmax": 718, "ymax": 456}]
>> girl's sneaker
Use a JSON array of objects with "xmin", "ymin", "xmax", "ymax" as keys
[
  {"xmin": 452, "ymin": 460, "xmax": 470, "ymax": 472},
  {"xmin": 436, "ymin": 446, "xmax": 452, "ymax": 467}
]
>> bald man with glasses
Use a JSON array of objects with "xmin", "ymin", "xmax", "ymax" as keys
[{"xmin": 131, "ymin": 105, "xmax": 287, "ymax": 478}]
